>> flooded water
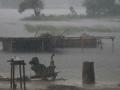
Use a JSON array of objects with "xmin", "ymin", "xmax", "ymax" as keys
[{"xmin": 0, "ymin": 9, "xmax": 120, "ymax": 88}]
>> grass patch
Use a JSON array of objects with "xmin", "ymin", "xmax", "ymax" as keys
[
  {"xmin": 21, "ymin": 14, "xmax": 120, "ymax": 21},
  {"xmin": 22, "ymin": 15, "xmax": 86, "ymax": 21},
  {"xmin": 25, "ymin": 24, "xmax": 119, "ymax": 36}
]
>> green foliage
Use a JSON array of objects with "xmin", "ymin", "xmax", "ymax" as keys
[
  {"xmin": 22, "ymin": 14, "xmax": 84, "ymax": 21},
  {"xmin": 25, "ymin": 24, "xmax": 118, "ymax": 37},
  {"xmin": 25, "ymin": 24, "xmax": 60, "ymax": 35},
  {"xmin": 19, "ymin": 0, "xmax": 44, "ymax": 16},
  {"xmin": 25, "ymin": 24, "xmax": 39, "ymax": 33},
  {"xmin": 83, "ymin": 0, "xmax": 120, "ymax": 16}
]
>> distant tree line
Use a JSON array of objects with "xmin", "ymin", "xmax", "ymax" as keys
[
  {"xmin": 18, "ymin": 0, "xmax": 120, "ymax": 17},
  {"xmin": 83, "ymin": 0, "xmax": 120, "ymax": 16}
]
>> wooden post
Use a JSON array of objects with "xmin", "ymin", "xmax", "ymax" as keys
[
  {"xmin": 10, "ymin": 40, "xmax": 13, "ymax": 52},
  {"xmin": 19, "ymin": 65, "xmax": 22, "ymax": 89},
  {"xmin": 10, "ymin": 63, "xmax": 13, "ymax": 89},
  {"xmin": 41, "ymin": 40, "xmax": 44, "ymax": 51},
  {"xmin": 82, "ymin": 61, "xmax": 95, "ymax": 85},
  {"xmin": 97, "ymin": 39, "xmax": 100, "ymax": 48},
  {"xmin": 23, "ymin": 64, "xmax": 26, "ymax": 90},
  {"xmin": 81, "ymin": 38, "xmax": 84, "ymax": 52},
  {"xmin": 99, "ymin": 40, "xmax": 103, "ymax": 50},
  {"xmin": 12, "ymin": 64, "xmax": 15, "ymax": 90},
  {"xmin": 112, "ymin": 38, "xmax": 114, "ymax": 52}
]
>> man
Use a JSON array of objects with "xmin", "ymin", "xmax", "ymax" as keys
[{"xmin": 29, "ymin": 57, "xmax": 47, "ymax": 79}]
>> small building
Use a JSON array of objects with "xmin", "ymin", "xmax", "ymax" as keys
[
  {"xmin": 0, "ymin": 34, "xmax": 99, "ymax": 52},
  {"xmin": 0, "ymin": 37, "xmax": 54, "ymax": 52}
]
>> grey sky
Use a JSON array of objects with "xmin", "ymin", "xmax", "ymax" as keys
[{"xmin": 0, "ymin": 0, "xmax": 84, "ymax": 8}]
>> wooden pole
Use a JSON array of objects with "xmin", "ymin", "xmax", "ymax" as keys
[
  {"xmin": 19, "ymin": 65, "xmax": 22, "ymax": 89},
  {"xmin": 81, "ymin": 38, "xmax": 84, "ymax": 52},
  {"xmin": 12, "ymin": 64, "xmax": 15, "ymax": 89},
  {"xmin": 82, "ymin": 61, "xmax": 95, "ymax": 85},
  {"xmin": 23, "ymin": 64, "xmax": 26, "ymax": 90},
  {"xmin": 112, "ymin": 38, "xmax": 114, "ymax": 52},
  {"xmin": 10, "ymin": 40, "xmax": 13, "ymax": 52},
  {"xmin": 100, "ymin": 40, "xmax": 103, "ymax": 50},
  {"xmin": 41, "ymin": 40, "xmax": 44, "ymax": 51},
  {"xmin": 10, "ymin": 63, "xmax": 13, "ymax": 89},
  {"xmin": 97, "ymin": 39, "xmax": 100, "ymax": 48}
]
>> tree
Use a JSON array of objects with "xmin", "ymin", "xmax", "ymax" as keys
[
  {"xmin": 69, "ymin": 6, "xmax": 77, "ymax": 16},
  {"xmin": 18, "ymin": 0, "xmax": 44, "ymax": 16},
  {"xmin": 83, "ymin": 0, "xmax": 120, "ymax": 16}
]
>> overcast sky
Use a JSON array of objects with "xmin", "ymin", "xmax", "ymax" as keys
[
  {"xmin": 44, "ymin": 0, "xmax": 83, "ymax": 8},
  {"xmin": 0, "ymin": 0, "xmax": 84, "ymax": 9}
]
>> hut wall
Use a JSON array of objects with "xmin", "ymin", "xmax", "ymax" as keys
[
  {"xmin": 2, "ymin": 40, "xmax": 13, "ymax": 52},
  {"xmin": 12, "ymin": 39, "xmax": 53, "ymax": 52},
  {"xmin": 0, "ymin": 37, "xmax": 97, "ymax": 52},
  {"xmin": 61, "ymin": 38, "xmax": 97, "ymax": 48},
  {"xmin": 63, "ymin": 38, "xmax": 81, "ymax": 47},
  {"xmin": 80, "ymin": 38, "xmax": 97, "ymax": 48},
  {"xmin": 1, "ymin": 38, "xmax": 54, "ymax": 52},
  {"xmin": 12, "ymin": 39, "xmax": 43, "ymax": 52}
]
